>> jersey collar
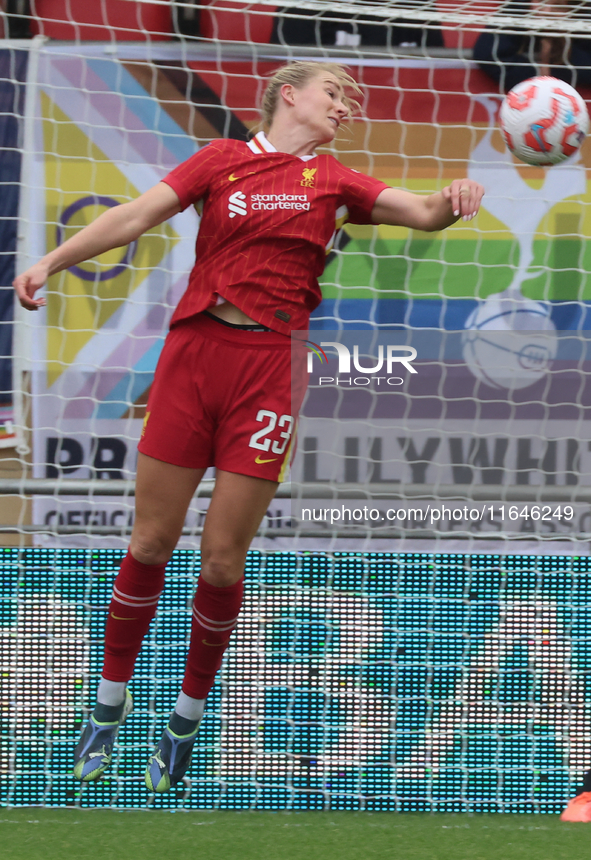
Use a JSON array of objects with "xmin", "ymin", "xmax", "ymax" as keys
[{"xmin": 248, "ymin": 131, "xmax": 317, "ymax": 162}]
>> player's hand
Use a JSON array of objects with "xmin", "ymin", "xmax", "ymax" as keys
[
  {"xmin": 13, "ymin": 262, "xmax": 50, "ymax": 310},
  {"xmin": 442, "ymin": 179, "xmax": 485, "ymax": 221}
]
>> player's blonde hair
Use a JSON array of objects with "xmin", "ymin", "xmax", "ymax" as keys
[{"xmin": 261, "ymin": 62, "xmax": 362, "ymax": 128}]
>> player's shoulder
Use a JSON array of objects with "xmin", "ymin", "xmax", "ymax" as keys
[
  {"xmin": 189, "ymin": 137, "xmax": 248, "ymax": 162},
  {"xmin": 317, "ymin": 152, "xmax": 366, "ymax": 181},
  {"xmin": 182, "ymin": 139, "xmax": 255, "ymax": 181},
  {"xmin": 196, "ymin": 138, "xmax": 244, "ymax": 157},
  {"xmin": 208, "ymin": 137, "xmax": 245, "ymax": 151}
]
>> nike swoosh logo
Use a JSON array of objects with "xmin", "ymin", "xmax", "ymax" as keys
[
  {"xmin": 111, "ymin": 613, "xmax": 137, "ymax": 620},
  {"xmin": 202, "ymin": 639, "xmax": 231, "ymax": 647},
  {"xmin": 255, "ymin": 454, "xmax": 278, "ymax": 464},
  {"xmin": 228, "ymin": 172, "xmax": 255, "ymax": 182}
]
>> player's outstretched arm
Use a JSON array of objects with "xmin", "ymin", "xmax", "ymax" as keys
[
  {"xmin": 14, "ymin": 182, "xmax": 182, "ymax": 311},
  {"xmin": 371, "ymin": 179, "xmax": 484, "ymax": 232}
]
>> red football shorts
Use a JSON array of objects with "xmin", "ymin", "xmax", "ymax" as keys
[{"xmin": 138, "ymin": 313, "xmax": 307, "ymax": 482}]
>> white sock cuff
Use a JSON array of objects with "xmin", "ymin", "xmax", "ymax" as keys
[
  {"xmin": 175, "ymin": 691, "xmax": 206, "ymax": 722},
  {"xmin": 97, "ymin": 678, "xmax": 127, "ymax": 707}
]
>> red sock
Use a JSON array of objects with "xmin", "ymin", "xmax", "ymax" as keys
[
  {"xmin": 102, "ymin": 551, "xmax": 166, "ymax": 683},
  {"xmin": 182, "ymin": 576, "xmax": 244, "ymax": 699}
]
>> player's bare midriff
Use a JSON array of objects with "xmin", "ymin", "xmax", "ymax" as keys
[{"xmin": 207, "ymin": 300, "xmax": 258, "ymax": 326}]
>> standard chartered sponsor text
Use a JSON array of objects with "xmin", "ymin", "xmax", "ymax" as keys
[
  {"xmin": 251, "ymin": 193, "xmax": 310, "ymax": 211},
  {"xmin": 300, "ymin": 504, "xmax": 575, "ymax": 525}
]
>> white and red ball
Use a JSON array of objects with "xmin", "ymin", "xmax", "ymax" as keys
[{"xmin": 499, "ymin": 76, "xmax": 589, "ymax": 165}]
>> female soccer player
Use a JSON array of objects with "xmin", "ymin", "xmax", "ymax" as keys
[{"xmin": 14, "ymin": 61, "xmax": 484, "ymax": 793}]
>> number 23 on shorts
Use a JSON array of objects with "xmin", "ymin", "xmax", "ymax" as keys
[{"xmin": 248, "ymin": 409, "xmax": 293, "ymax": 464}]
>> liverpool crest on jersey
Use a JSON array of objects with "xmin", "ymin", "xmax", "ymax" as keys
[{"xmin": 301, "ymin": 167, "xmax": 317, "ymax": 188}]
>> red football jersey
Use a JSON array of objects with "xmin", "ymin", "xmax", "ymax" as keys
[{"xmin": 162, "ymin": 131, "xmax": 389, "ymax": 335}]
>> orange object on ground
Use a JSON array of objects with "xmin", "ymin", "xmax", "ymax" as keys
[{"xmin": 561, "ymin": 792, "xmax": 591, "ymax": 822}]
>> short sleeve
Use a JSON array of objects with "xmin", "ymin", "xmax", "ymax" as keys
[
  {"xmin": 162, "ymin": 141, "xmax": 226, "ymax": 211},
  {"xmin": 337, "ymin": 163, "xmax": 389, "ymax": 225}
]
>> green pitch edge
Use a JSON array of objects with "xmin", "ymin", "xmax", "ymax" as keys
[
  {"xmin": 0, "ymin": 809, "xmax": 588, "ymax": 860},
  {"xmin": 322, "ymin": 238, "xmax": 591, "ymax": 302}
]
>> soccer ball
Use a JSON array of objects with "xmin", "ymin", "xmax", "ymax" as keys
[
  {"xmin": 499, "ymin": 76, "xmax": 589, "ymax": 165},
  {"xmin": 462, "ymin": 297, "xmax": 557, "ymax": 390}
]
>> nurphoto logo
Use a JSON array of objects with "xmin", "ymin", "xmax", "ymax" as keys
[{"xmin": 307, "ymin": 341, "xmax": 418, "ymax": 387}]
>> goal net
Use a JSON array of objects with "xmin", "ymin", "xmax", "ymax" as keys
[{"xmin": 2, "ymin": 0, "xmax": 591, "ymax": 812}]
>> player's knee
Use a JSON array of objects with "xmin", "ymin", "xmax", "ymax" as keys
[
  {"xmin": 200, "ymin": 546, "xmax": 245, "ymax": 587},
  {"xmin": 129, "ymin": 533, "xmax": 174, "ymax": 567}
]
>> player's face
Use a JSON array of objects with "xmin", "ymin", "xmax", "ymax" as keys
[{"xmin": 294, "ymin": 73, "xmax": 350, "ymax": 143}]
